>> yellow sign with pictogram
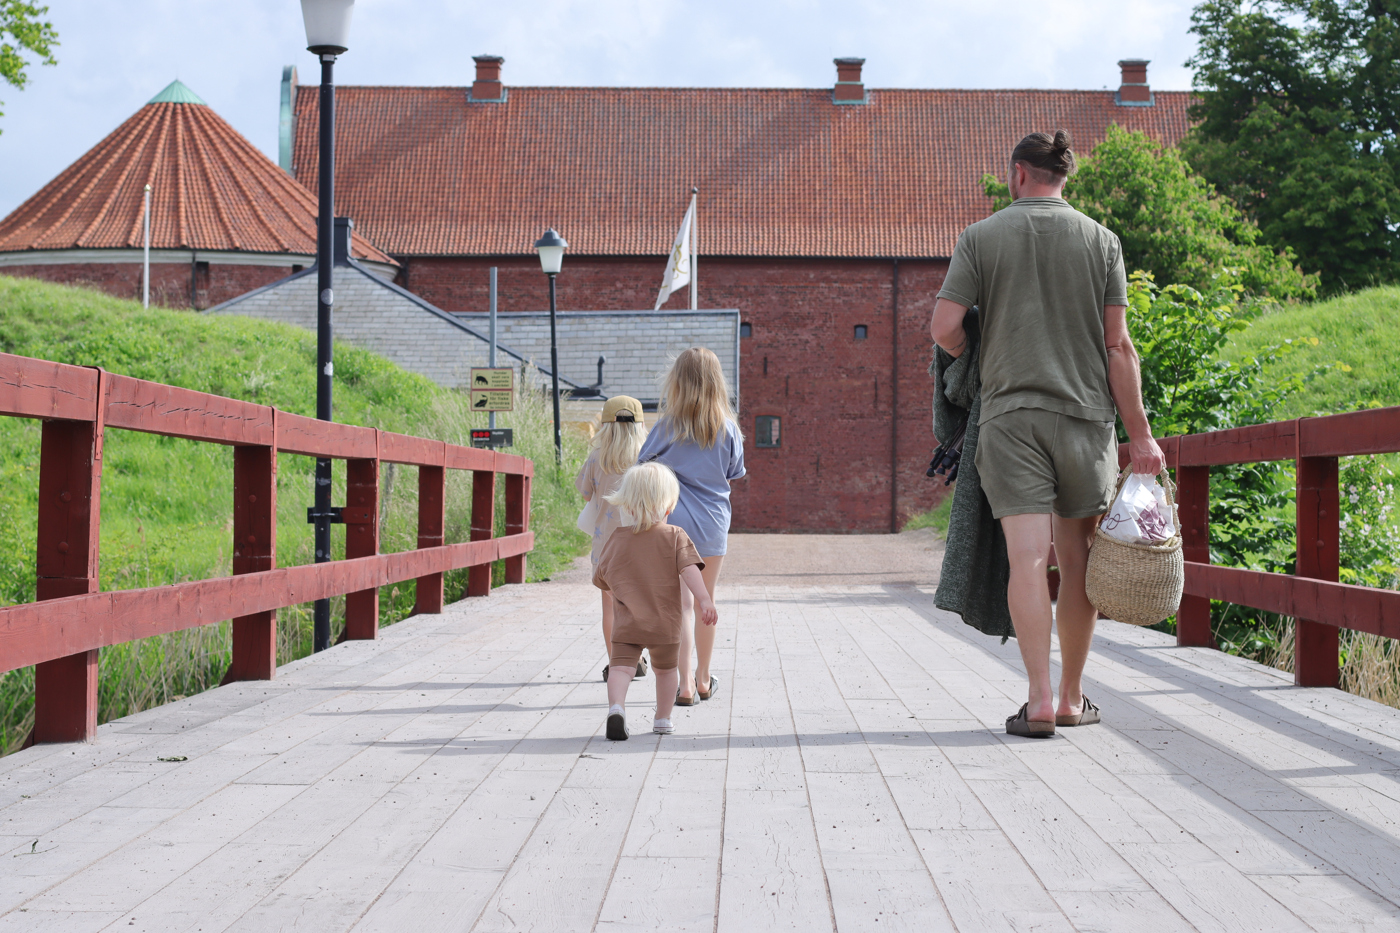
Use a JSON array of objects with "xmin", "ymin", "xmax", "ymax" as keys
[{"xmin": 470, "ymin": 367, "xmax": 514, "ymax": 411}]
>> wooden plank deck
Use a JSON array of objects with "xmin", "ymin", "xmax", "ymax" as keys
[{"xmin": 4, "ymin": 534, "xmax": 1400, "ymax": 931}]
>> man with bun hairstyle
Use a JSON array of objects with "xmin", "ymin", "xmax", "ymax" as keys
[{"xmin": 930, "ymin": 130, "xmax": 1165, "ymax": 737}]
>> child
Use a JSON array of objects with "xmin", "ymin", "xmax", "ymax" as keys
[
  {"xmin": 574, "ymin": 395, "xmax": 648, "ymax": 683},
  {"xmin": 636, "ymin": 347, "xmax": 744, "ymax": 705},
  {"xmin": 593, "ymin": 462, "xmax": 718, "ymax": 739}
]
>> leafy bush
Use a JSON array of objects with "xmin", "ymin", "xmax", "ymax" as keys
[{"xmin": 982, "ymin": 126, "xmax": 1315, "ymax": 301}]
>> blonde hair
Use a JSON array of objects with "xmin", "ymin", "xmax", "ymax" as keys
[
  {"xmin": 605, "ymin": 462, "xmax": 680, "ymax": 533},
  {"xmin": 660, "ymin": 347, "xmax": 739, "ymax": 448},
  {"xmin": 591, "ymin": 419, "xmax": 648, "ymax": 475}
]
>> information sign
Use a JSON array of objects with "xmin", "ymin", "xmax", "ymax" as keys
[
  {"xmin": 470, "ymin": 367, "xmax": 514, "ymax": 411},
  {"xmin": 471, "ymin": 428, "xmax": 514, "ymax": 449}
]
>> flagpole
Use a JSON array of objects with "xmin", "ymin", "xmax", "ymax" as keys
[{"xmin": 689, "ymin": 186, "xmax": 698, "ymax": 311}]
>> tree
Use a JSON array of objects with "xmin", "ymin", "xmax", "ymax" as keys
[
  {"xmin": 1185, "ymin": 0, "xmax": 1400, "ymax": 293},
  {"xmin": 982, "ymin": 125, "xmax": 1316, "ymax": 301},
  {"xmin": 0, "ymin": 1, "xmax": 58, "ymax": 128}
]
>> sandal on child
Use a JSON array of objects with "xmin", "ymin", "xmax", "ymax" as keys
[
  {"xmin": 674, "ymin": 688, "xmax": 697, "ymax": 708},
  {"xmin": 1005, "ymin": 703, "xmax": 1055, "ymax": 738},
  {"xmin": 606, "ymin": 705, "xmax": 629, "ymax": 741},
  {"xmin": 1055, "ymin": 695, "xmax": 1101, "ymax": 727},
  {"xmin": 697, "ymin": 675, "xmax": 720, "ymax": 701}
]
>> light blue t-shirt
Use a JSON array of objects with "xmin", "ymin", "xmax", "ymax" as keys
[{"xmin": 637, "ymin": 417, "xmax": 746, "ymax": 556}]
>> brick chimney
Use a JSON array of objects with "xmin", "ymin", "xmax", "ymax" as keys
[
  {"xmin": 1115, "ymin": 59, "xmax": 1153, "ymax": 107},
  {"xmin": 471, "ymin": 55, "xmax": 506, "ymax": 103},
  {"xmin": 833, "ymin": 57, "xmax": 867, "ymax": 105}
]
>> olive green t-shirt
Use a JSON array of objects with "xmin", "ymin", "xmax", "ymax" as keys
[{"xmin": 937, "ymin": 196, "xmax": 1128, "ymax": 424}]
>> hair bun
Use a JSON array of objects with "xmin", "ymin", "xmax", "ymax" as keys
[{"xmin": 1052, "ymin": 129, "xmax": 1072, "ymax": 153}]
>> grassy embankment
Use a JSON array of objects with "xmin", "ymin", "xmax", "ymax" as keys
[{"xmin": 0, "ymin": 276, "xmax": 591, "ymax": 754}]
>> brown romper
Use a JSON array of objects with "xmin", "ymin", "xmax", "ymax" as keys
[{"xmin": 592, "ymin": 523, "xmax": 704, "ymax": 671}]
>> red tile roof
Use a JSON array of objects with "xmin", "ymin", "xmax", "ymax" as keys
[
  {"xmin": 295, "ymin": 86, "xmax": 1191, "ymax": 259},
  {"xmin": 0, "ymin": 82, "xmax": 394, "ymax": 265}
]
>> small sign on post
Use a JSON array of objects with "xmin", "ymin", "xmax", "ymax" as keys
[
  {"xmin": 470, "ymin": 367, "xmax": 514, "ymax": 412},
  {"xmin": 471, "ymin": 428, "xmax": 514, "ymax": 449}
]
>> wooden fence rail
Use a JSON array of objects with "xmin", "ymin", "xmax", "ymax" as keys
[
  {"xmin": 1119, "ymin": 406, "xmax": 1400, "ymax": 688},
  {"xmin": 0, "ymin": 352, "xmax": 534, "ymax": 744}
]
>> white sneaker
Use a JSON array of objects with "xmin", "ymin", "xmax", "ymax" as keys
[
  {"xmin": 607, "ymin": 704, "xmax": 628, "ymax": 741},
  {"xmin": 652, "ymin": 718, "xmax": 674, "ymax": 734}
]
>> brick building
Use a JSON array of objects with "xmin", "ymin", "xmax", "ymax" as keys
[
  {"xmin": 291, "ymin": 58, "xmax": 1190, "ymax": 533},
  {"xmin": 0, "ymin": 80, "xmax": 395, "ymax": 308}
]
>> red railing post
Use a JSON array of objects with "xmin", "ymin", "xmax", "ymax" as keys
[
  {"xmin": 1296, "ymin": 454, "xmax": 1341, "ymax": 687},
  {"xmin": 504, "ymin": 471, "xmax": 530, "ymax": 584},
  {"xmin": 1176, "ymin": 463, "xmax": 1214, "ymax": 648},
  {"xmin": 468, "ymin": 461, "xmax": 496, "ymax": 597},
  {"xmin": 416, "ymin": 458, "xmax": 446, "ymax": 614},
  {"xmin": 226, "ymin": 420, "xmax": 278, "ymax": 682},
  {"xmin": 344, "ymin": 449, "xmax": 380, "ymax": 639},
  {"xmin": 32, "ymin": 371, "xmax": 107, "ymax": 743}
]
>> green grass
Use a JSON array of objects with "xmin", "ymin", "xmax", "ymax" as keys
[
  {"xmin": 0, "ymin": 276, "xmax": 590, "ymax": 754},
  {"xmin": 1222, "ymin": 285, "xmax": 1400, "ymax": 417},
  {"xmin": 902, "ymin": 492, "xmax": 953, "ymax": 537}
]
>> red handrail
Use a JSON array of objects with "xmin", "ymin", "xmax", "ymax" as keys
[
  {"xmin": 1121, "ymin": 406, "xmax": 1400, "ymax": 687},
  {"xmin": 0, "ymin": 351, "xmax": 534, "ymax": 743}
]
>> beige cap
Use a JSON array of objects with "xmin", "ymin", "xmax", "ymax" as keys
[{"xmin": 601, "ymin": 395, "xmax": 643, "ymax": 423}]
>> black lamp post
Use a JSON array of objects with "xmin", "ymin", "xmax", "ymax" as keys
[
  {"xmin": 302, "ymin": 0, "xmax": 354, "ymax": 653},
  {"xmin": 534, "ymin": 228, "xmax": 567, "ymax": 465}
]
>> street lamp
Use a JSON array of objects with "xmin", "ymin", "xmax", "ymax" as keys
[
  {"xmin": 301, "ymin": 0, "xmax": 355, "ymax": 653},
  {"xmin": 535, "ymin": 228, "xmax": 567, "ymax": 465}
]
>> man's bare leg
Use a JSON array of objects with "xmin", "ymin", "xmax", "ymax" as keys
[
  {"xmin": 1001, "ymin": 512, "xmax": 1055, "ymax": 723},
  {"xmin": 1052, "ymin": 514, "xmax": 1100, "ymax": 718}
]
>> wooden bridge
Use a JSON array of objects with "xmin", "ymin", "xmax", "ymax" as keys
[
  {"xmin": 5, "ymin": 537, "xmax": 1400, "ymax": 931},
  {"xmin": 4, "ymin": 352, "xmax": 1400, "ymax": 930}
]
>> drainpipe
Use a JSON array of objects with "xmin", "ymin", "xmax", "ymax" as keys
[{"xmin": 890, "ymin": 259, "xmax": 900, "ymax": 533}]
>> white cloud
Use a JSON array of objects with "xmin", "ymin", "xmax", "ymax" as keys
[{"xmin": 0, "ymin": 0, "xmax": 1199, "ymax": 217}]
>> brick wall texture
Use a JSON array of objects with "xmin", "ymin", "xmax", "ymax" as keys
[
  {"xmin": 2, "ymin": 261, "xmax": 294, "ymax": 309},
  {"xmin": 396, "ymin": 255, "xmax": 950, "ymax": 534}
]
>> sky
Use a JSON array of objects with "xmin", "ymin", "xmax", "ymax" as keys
[{"xmin": 0, "ymin": 0, "xmax": 1202, "ymax": 218}]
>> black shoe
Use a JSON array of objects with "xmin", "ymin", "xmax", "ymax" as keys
[
  {"xmin": 601, "ymin": 664, "xmax": 609, "ymax": 683},
  {"xmin": 606, "ymin": 709, "xmax": 629, "ymax": 741}
]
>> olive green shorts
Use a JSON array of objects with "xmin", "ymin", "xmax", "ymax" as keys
[{"xmin": 974, "ymin": 408, "xmax": 1118, "ymax": 520}]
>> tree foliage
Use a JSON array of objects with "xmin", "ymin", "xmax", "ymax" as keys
[
  {"xmin": 0, "ymin": 1, "xmax": 58, "ymax": 126},
  {"xmin": 983, "ymin": 126, "xmax": 1315, "ymax": 300},
  {"xmin": 1186, "ymin": 0, "xmax": 1400, "ymax": 293}
]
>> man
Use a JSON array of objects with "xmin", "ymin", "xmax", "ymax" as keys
[{"xmin": 929, "ymin": 130, "xmax": 1165, "ymax": 737}]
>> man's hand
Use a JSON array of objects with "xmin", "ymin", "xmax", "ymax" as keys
[
  {"xmin": 697, "ymin": 597, "xmax": 718, "ymax": 627},
  {"xmin": 1128, "ymin": 433, "xmax": 1166, "ymax": 477}
]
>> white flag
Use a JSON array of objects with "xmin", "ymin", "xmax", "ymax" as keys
[{"xmin": 654, "ymin": 195, "xmax": 695, "ymax": 310}]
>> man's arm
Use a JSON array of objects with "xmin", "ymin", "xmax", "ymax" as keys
[
  {"xmin": 930, "ymin": 298, "xmax": 970, "ymax": 358},
  {"xmin": 1104, "ymin": 303, "xmax": 1166, "ymax": 475}
]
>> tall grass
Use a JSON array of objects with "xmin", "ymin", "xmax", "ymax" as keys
[{"xmin": 0, "ymin": 276, "xmax": 589, "ymax": 754}]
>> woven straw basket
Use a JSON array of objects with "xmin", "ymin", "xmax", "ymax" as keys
[{"xmin": 1085, "ymin": 469, "xmax": 1184, "ymax": 627}]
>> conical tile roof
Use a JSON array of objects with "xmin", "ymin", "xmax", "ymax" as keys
[{"xmin": 0, "ymin": 81, "xmax": 394, "ymax": 265}]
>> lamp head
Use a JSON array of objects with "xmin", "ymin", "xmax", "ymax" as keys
[
  {"xmin": 534, "ymin": 228, "xmax": 568, "ymax": 275},
  {"xmin": 301, "ymin": 0, "xmax": 355, "ymax": 55}
]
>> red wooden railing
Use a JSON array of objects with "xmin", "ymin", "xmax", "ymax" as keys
[
  {"xmin": 0, "ymin": 352, "xmax": 533, "ymax": 744},
  {"xmin": 1127, "ymin": 406, "xmax": 1400, "ymax": 687}
]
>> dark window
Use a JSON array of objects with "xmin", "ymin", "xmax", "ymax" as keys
[
  {"xmin": 740, "ymin": 322, "xmax": 753, "ymax": 338},
  {"xmin": 194, "ymin": 260, "xmax": 210, "ymax": 275},
  {"xmin": 755, "ymin": 415, "xmax": 781, "ymax": 448},
  {"xmin": 854, "ymin": 324, "xmax": 868, "ymax": 340},
  {"xmin": 291, "ymin": 264, "xmax": 305, "ymax": 274}
]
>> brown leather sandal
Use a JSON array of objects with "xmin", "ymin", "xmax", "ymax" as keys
[
  {"xmin": 1006, "ymin": 703, "xmax": 1055, "ymax": 737},
  {"xmin": 1055, "ymin": 695, "xmax": 1101, "ymax": 727}
]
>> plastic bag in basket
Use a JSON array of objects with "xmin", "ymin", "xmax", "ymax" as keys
[{"xmin": 1100, "ymin": 473, "xmax": 1176, "ymax": 545}]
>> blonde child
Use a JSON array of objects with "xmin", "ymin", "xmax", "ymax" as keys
[
  {"xmin": 575, "ymin": 395, "xmax": 649, "ymax": 683},
  {"xmin": 593, "ymin": 463, "xmax": 718, "ymax": 739},
  {"xmin": 636, "ymin": 347, "xmax": 745, "ymax": 705}
]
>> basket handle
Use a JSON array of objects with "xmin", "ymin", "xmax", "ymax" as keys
[{"xmin": 1110, "ymin": 465, "xmax": 1179, "ymax": 529}]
